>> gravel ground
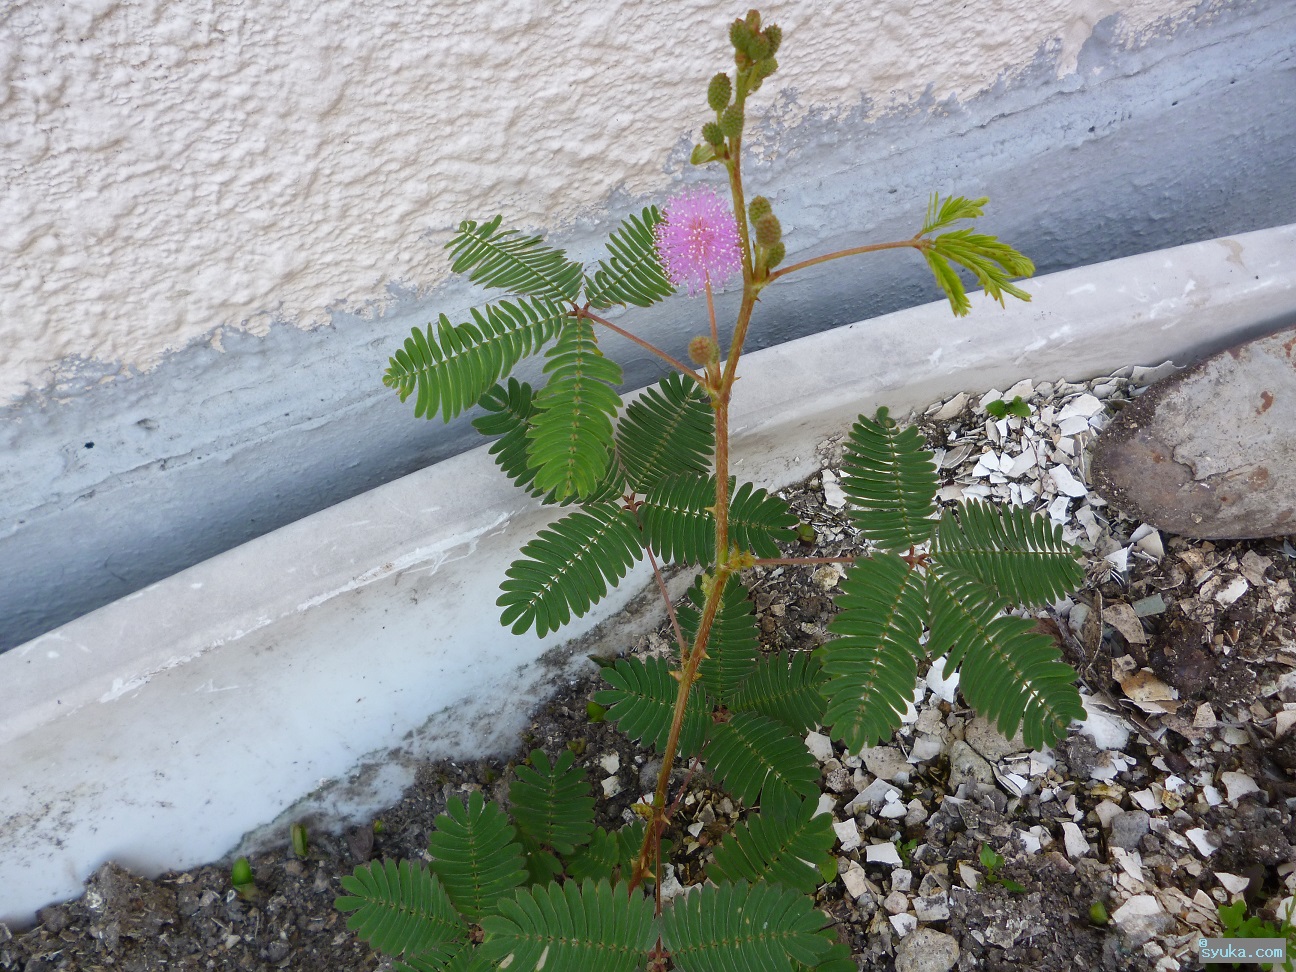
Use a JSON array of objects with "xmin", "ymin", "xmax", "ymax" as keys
[{"xmin": 4, "ymin": 365, "xmax": 1294, "ymax": 972}]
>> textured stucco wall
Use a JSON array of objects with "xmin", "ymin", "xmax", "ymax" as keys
[{"xmin": 3, "ymin": 0, "xmax": 1295, "ymax": 650}]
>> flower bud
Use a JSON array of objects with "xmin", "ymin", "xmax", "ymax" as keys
[
  {"xmin": 748, "ymin": 196, "xmax": 772, "ymax": 222},
  {"xmin": 754, "ymin": 213, "xmax": 781, "ymax": 247},
  {"xmin": 745, "ymin": 9, "xmax": 761, "ymax": 32},
  {"xmin": 765, "ymin": 241, "xmax": 785, "ymax": 268},
  {"xmin": 755, "ymin": 56, "xmax": 778, "ymax": 80},
  {"xmin": 688, "ymin": 335, "xmax": 719, "ymax": 366},
  {"xmin": 750, "ymin": 35, "xmax": 771, "ymax": 60},
  {"xmin": 707, "ymin": 73, "xmax": 732, "ymax": 112},
  {"xmin": 702, "ymin": 121, "xmax": 725, "ymax": 146},
  {"xmin": 764, "ymin": 24, "xmax": 782, "ymax": 55},
  {"xmin": 729, "ymin": 19, "xmax": 752, "ymax": 52},
  {"xmin": 720, "ymin": 105, "xmax": 744, "ymax": 138}
]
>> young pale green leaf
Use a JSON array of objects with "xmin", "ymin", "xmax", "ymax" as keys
[
  {"xmin": 709, "ymin": 798, "xmax": 836, "ymax": 894},
  {"xmin": 919, "ymin": 193, "xmax": 988, "ymax": 235},
  {"xmin": 675, "ymin": 574, "xmax": 761, "ymax": 703},
  {"xmin": 615, "ymin": 372, "xmax": 714, "ymax": 494},
  {"xmin": 527, "ymin": 319, "xmax": 624, "ymax": 500},
  {"xmin": 446, "ymin": 216, "xmax": 584, "ymax": 302},
  {"xmin": 425, "ymin": 791, "xmax": 527, "ymax": 921},
  {"xmin": 335, "ymin": 859, "xmax": 468, "ymax": 967},
  {"xmin": 934, "ymin": 501, "xmax": 1084, "ymax": 606},
  {"xmin": 840, "ymin": 408, "xmax": 938, "ymax": 551},
  {"xmin": 384, "ymin": 298, "xmax": 567, "ymax": 423},
  {"xmin": 584, "ymin": 206, "xmax": 677, "ymax": 308},
  {"xmin": 640, "ymin": 473, "xmax": 797, "ymax": 565},
  {"xmin": 497, "ymin": 502, "xmax": 643, "ymax": 637},
  {"xmin": 592, "ymin": 657, "xmax": 709, "ymax": 758},
  {"xmin": 478, "ymin": 880, "xmax": 657, "ymax": 972},
  {"xmin": 915, "ymin": 194, "xmax": 1033, "ymax": 317},
  {"xmin": 819, "ymin": 553, "xmax": 928, "ymax": 751},
  {"xmin": 508, "ymin": 749, "xmax": 596, "ymax": 856},
  {"xmin": 927, "ymin": 567, "xmax": 1084, "ymax": 749},
  {"xmin": 727, "ymin": 652, "xmax": 826, "ymax": 735},
  {"xmin": 707, "ymin": 712, "xmax": 819, "ymax": 815},
  {"xmin": 662, "ymin": 881, "xmax": 832, "ymax": 972}
]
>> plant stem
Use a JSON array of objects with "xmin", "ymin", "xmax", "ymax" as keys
[
  {"xmin": 646, "ymin": 547, "xmax": 689, "ymax": 658},
  {"xmin": 705, "ymin": 279, "xmax": 719, "ymax": 347},
  {"xmin": 767, "ymin": 237, "xmax": 927, "ymax": 283},
  {"xmin": 578, "ymin": 307, "xmax": 705, "ymax": 385}
]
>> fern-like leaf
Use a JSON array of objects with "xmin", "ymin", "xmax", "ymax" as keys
[
  {"xmin": 662, "ymin": 881, "xmax": 832, "ymax": 972},
  {"xmin": 641, "ymin": 473, "xmax": 797, "ymax": 565},
  {"xmin": 927, "ymin": 567, "xmax": 1084, "ymax": 748},
  {"xmin": 527, "ymin": 319, "xmax": 624, "ymax": 500},
  {"xmin": 728, "ymin": 653, "xmax": 826, "ymax": 735},
  {"xmin": 446, "ymin": 216, "xmax": 584, "ymax": 302},
  {"xmin": 840, "ymin": 407, "xmax": 938, "ymax": 551},
  {"xmin": 335, "ymin": 859, "xmax": 468, "ymax": 967},
  {"xmin": 916, "ymin": 195, "xmax": 1034, "ymax": 317},
  {"xmin": 707, "ymin": 712, "xmax": 819, "ymax": 815},
  {"xmin": 819, "ymin": 553, "xmax": 928, "ymax": 751},
  {"xmin": 384, "ymin": 298, "xmax": 568, "ymax": 423},
  {"xmin": 797, "ymin": 942, "xmax": 856, "ymax": 972},
  {"xmin": 709, "ymin": 799, "xmax": 835, "ymax": 894},
  {"xmin": 478, "ymin": 880, "xmax": 657, "ymax": 972},
  {"xmin": 675, "ymin": 574, "xmax": 761, "ymax": 703},
  {"xmin": 508, "ymin": 749, "xmax": 596, "ymax": 856},
  {"xmin": 592, "ymin": 657, "xmax": 708, "ymax": 757},
  {"xmin": 934, "ymin": 501, "xmax": 1084, "ymax": 607},
  {"xmin": 425, "ymin": 791, "xmax": 527, "ymax": 921},
  {"xmin": 615, "ymin": 373, "xmax": 714, "ymax": 494},
  {"xmin": 497, "ymin": 503, "xmax": 643, "ymax": 637},
  {"xmin": 584, "ymin": 206, "xmax": 677, "ymax": 308},
  {"xmin": 564, "ymin": 821, "xmax": 669, "ymax": 884}
]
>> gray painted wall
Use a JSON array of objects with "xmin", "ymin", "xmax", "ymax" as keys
[{"xmin": 2, "ymin": 0, "xmax": 1293, "ymax": 652}]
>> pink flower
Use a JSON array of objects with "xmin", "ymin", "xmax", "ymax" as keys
[{"xmin": 654, "ymin": 187, "xmax": 742, "ymax": 295}]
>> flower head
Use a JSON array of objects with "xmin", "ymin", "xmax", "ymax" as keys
[{"xmin": 654, "ymin": 187, "xmax": 742, "ymax": 295}]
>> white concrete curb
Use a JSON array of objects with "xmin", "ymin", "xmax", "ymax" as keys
[{"xmin": 3, "ymin": 224, "xmax": 1293, "ymax": 923}]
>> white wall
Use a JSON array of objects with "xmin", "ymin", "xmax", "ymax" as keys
[{"xmin": 1, "ymin": 0, "xmax": 1200, "ymax": 404}]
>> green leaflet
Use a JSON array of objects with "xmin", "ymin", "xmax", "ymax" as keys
[
  {"xmin": 384, "ymin": 298, "xmax": 567, "ymax": 423},
  {"xmin": 335, "ymin": 859, "xmax": 468, "ymax": 967},
  {"xmin": 819, "ymin": 553, "xmax": 928, "ymax": 751},
  {"xmin": 527, "ymin": 319, "xmax": 624, "ymax": 500},
  {"xmin": 593, "ymin": 657, "xmax": 709, "ymax": 758},
  {"xmin": 497, "ymin": 502, "xmax": 643, "ymax": 637},
  {"xmin": 916, "ymin": 195, "xmax": 1034, "ymax": 317},
  {"xmin": 933, "ymin": 501, "xmax": 1084, "ymax": 607},
  {"xmin": 727, "ymin": 652, "xmax": 826, "ymax": 735},
  {"xmin": 615, "ymin": 372, "xmax": 714, "ymax": 494},
  {"xmin": 709, "ymin": 798, "xmax": 835, "ymax": 894},
  {"xmin": 662, "ymin": 881, "xmax": 832, "ymax": 972},
  {"xmin": 584, "ymin": 206, "xmax": 677, "ymax": 308},
  {"xmin": 926, "ymin": 567, "xmax": 1083, "ymax": 749},
  {"xmin": 707, "ymin": 712, "xmax": 819, "ymax": 815},
  {"xmin": 508, "ymin": 749, "xmax": 596, "ymax": 856},
  {"xmin": 839, "ymin": 408, "xmax": 938, "ymax": 552},
  {"xmin": 640, "ymin": 472, "xmax": 798, "ymax": 565},
  {"xmin": 426, "ymin": 791, "xmax": 527, "ymax": 921},
  {"xmin": 479, "ymin": 880, "xmax": 657, "ymax": 972},
  {"xmin": 446, "ymin": 215, "xmax": 584, "ymax": 302}
]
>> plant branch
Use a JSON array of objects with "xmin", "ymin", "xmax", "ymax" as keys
[
  {"xmin": 646, "ymin": 547, "xmax": 689, "ymax": 659},
  {"xmin": 578, "ymin": 307, "xmax": 705, "ymax": 384},
  {"xmin": 767, "ymin": 237, "xmax": 927, "ymax": 283}
]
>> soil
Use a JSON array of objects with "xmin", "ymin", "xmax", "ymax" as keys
[{"xmin": 4, "ymin": 373, "xmax": 1294, "ymax": 972}]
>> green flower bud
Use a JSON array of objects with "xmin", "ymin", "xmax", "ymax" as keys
[
  {"xmin": 702, "ymin": 121, "xmax": 725, "ymax": 146},
  {"xmin": 688, "ymin": 335, "xmax": 719, "ymax": 366},
  {"xmin": 720, "ymin": 104, "xmax": 744, "ymax": 138},
  {"xmin": 755, "ymin": 213, "xmax": 782, "ymax": 247},
  {"xmin": 748, "ymin": 196, "xmax": 772, "ymax": 222},
  {"xmin": 707, "ymin": 73, "xmax": 731, "ymax": 112},
  {"xmin": 765, "ymin": 241, "xmax": 786, "ymax": 268},
  {"xmin": 729, "ymin": 19, "xmax": 752, "ymax": 52},
  {"xmin": 764, "ymin": 24, "xmax": 782, "ymax": 55},
  {"xmin": 745, "ymin": 9, "xmax": 761, "ymax": 32},
  {"xmin": 750, "ymin": 35, "xmax": 771, "ymax": 60},
  {"xmin": 755, "ymin": 56, "xmax": 778, "ymax": 80},
  {"xmin": 690, "ymin": 143, "xmax": 717, "ymax": 165}
]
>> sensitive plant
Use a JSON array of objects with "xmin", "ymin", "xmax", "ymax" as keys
[{"xmin": 337, "ymin": 10, "xmax": 1085, "ymax": 970}]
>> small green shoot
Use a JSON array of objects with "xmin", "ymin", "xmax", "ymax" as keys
[
  {"xmin": 230, "ymin": 856, "xmax": 256, "ymax": 899},
  {"xmin": 978, "ymin": 844, "xmax": 1026, "ymax": 894},
  {"xmin": 795, "ymin": 521, "xmax": 816, "ymax": 545},
  {"xmin": 372, "ymin": 819, "xmax": 385, "ymax": 835},
  {"xmin": 567, "ymin": 737, "xmax": 587, "ymax": 756},
  {"xmin": 985, "ymin": 395, "xmax": 1031, "ymax": 419},
  {"xmin": 586, "ymin": 701, "xmax": 607, "ymax": 723},
  {"xmin": 1089, "ymin": 901, "xmax": 1109, "ymax": 926},
  {"xmin": 291, "ymin": 822, "xmax": 309, "ymax": 859},
  {"xmin": 898, "ymin": 837, "xmax": 919, "ymax": 868},
  {"xmin": 1215, "ymin": 899, "xmax": 1295, "ymax": 971}
]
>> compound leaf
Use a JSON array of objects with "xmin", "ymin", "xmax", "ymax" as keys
[
  {"xmin": 728, "ymin": 652, "xmax": 826, "ymax": 735},
  {"xmin": 479, "ymin": 880, "xmax": 657, "ymax": 972},
  {"xmin": 446, "ymin": 215, "xmax": 583, "ymax": 302},
  {"xmin": 584, "ymin": 206, "xmax": 677, "ymax": 309},
  {"xmin": 840, "ymin": 408, "xmax": 938, "ymax": 552},
  {"xmin": 662, "ymin": 881, "xmax": 832, "ymax": 972},
  {"xmin": 384, "ymin": 298, "xmax": 567, "ymax": 423},
  {"xmin": 508, "ymin": 749, "xmax": 596, "ymax": 857},
  {"xmin": 497, "ymin": 503, "xmax": 643, "ymax": 637},
  {"xmin": 592, "ymin": 657, "xmax": 708, "ymax": 758},
  {"xmin": 641, "ymin": 473, "xmax": 796, "ymax": 565},
  {"xmin": 425, "ymin": 791, "xmax": 527, "ymax": 922},
  {"xmin": 616, "ymin": 372, "xmax": 714, "ymax": 494},
  {"xmin": 709, "ymin": 799, "xmax": 835, "ymax": 894},
  {"xmin": 819, "ymin": 553, "xmax": 928, "ymax": 751},
  {"xmin": 676, "ymin": 574, "xmax": 761, "ymax": 704},
  {"xmin": 707, "ymin": 712, "xmax": 819, "ymax": 815},
  {"xmin": 933, "ymin": 501, "xmax": 1084, "ymax": 607},
  {"xmin": 335, "ymin": 859, "xmax": 468, "ymax": 968}
]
